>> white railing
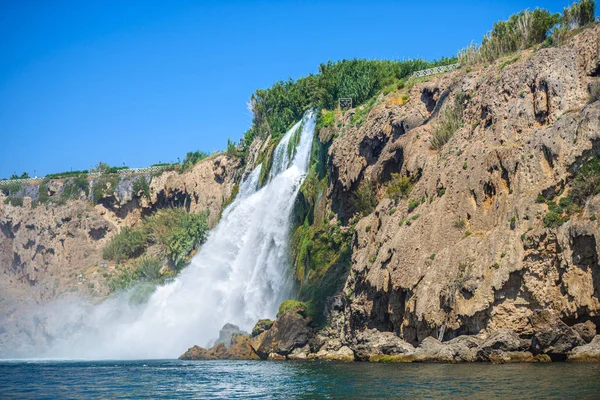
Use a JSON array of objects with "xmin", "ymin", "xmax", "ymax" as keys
[
  {"xmin": 410, "ymin": 63, "xmax": 460, "ymax": 79},
  {"xmin": 0, "ymin": 165, "xmax": 172, "ymax": 186}
]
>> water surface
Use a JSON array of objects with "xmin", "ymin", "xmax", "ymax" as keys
[{"xmin": 1, "ymin": 360, "xmax": 599, "ymax": 399}]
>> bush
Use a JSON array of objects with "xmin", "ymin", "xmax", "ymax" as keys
[
  {"xmin": 430, "ymin": 93, "xmax": 466, "ymax": 150},
  {"xmin": 570, "ymin": 154, "xmax": 600, "ymax": 206},
  {"xmin": 386, "ymin": 174, "xmax": 413, "ymax": 202},
  {"xmin": 242, "ymin": 57, "xmax": 457, "ymax": 151},
  {"xmin": 9, "ymin": 172, "xmax": 30, "ymax": 180},
  {"xmin": 182, "ymin": 151, "xmax": 209, "ymax": 171},
  {"xmin": 352, "ymin": 179, "xmax": 377, "ymax": 216},
  {"xmin": 103, "ymin": 227, "xmax": 148, "ymax": 263},
  {"xmin": 563, "ymin": 0, "xmax": 596, "ymax": 28},
  {"xmin": 38, "ymin": 181, "xmax": 50, "ymax": 204},
  {"xmin": 408, "ymin": 199, "xmax": 420, "ymax": 213},
  {"xmin": 61, "ymin": 175, "xmax": 89, "ymax": 201},
  {"xmin": 143, "ymin": 208, "xmax": 209, "ymax": 268},
  {"xmin": 132, "ymin": 177, "xmax": 150, "ymax": 200},
  {"xmin": 458, "ymin": 8, "xmax": 560, "ymax": 64},
  {"xmin": 92, "ymin": 175, "xmax": 120, "ymax": 203}
]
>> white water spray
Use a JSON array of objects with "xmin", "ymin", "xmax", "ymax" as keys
[{"xmin": 12, "ymin": 112, "xmax": 316, "ymax": 360}]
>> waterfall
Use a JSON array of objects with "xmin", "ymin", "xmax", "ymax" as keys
[{"xmin": 31, "ymin": 111, "xmax": 316, "ymax": 360}]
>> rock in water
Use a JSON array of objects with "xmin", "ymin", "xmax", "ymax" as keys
[
  {"xmin": 530, "ymin": 310, "xmax": 585, "ymax": 360},
  {"xmin": 215, "ymin": 323, "xmax": 249, "ymax": 349}
]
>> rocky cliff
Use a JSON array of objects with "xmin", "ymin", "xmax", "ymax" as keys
[
  {"xmin": 0, "ymin": 155, "xmax": 238, "ymax": 335},
  {"xmin": 182, "ymin": 24, "xmax": 600, "ymax": 363}
]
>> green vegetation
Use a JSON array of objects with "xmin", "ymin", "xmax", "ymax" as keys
[
  {"xmin": 103, "ymin": 227, "xmax": 148, "ymax": 263},
  {"xmin": 408, "ymin": 199, "xmax": 420, "ymax": 213},
  {"xmin": 1, "ymin": 181, "xmax": 24, "ymax": 206},
  {"xmin": 103, "ymin": 208, "xmax": 209, "ymax": 269},
  {"xmin": 386, "ymin": 174, "xmax": 413, "ymax": 202},
  {"xmin": 234, "ymin": 58, "xmax": 455, "ymax": 158},
  {"xmin": 498, "ymin": 54, "xmax": 521, "ymax": 70},
  {"xmin": 9, "ymin": 172, "xmax": 30, "ymax": 180},
  {"xmin": 61, "ymin": 175, "xmax": 90, "ymax": 201},
  {"xmin": 458, "ymin": 1, "xmax": 596, "ymax": 64},
  {"xmin": 38, "ymin": 181, "xmax": 50, "ymax": 204},
  {"xmin": 92, "ymin": 175, "xmax": 120, "ymax": 203},
  {"xmin": 570, "ymin": 153, "xmax": 600, "ymax": 206},
  {"xmin": 132, "ymin": 177, "xmax": 150, "ymax": 200},
  {"xmin": 563, "ymin": 0, "xmax": 597, "ymax": 28},
  {"xmin": 277, "ymin": 299, "xmax": 310, "ymax": 318},
  {"xmin": 143, "ymin": 209, "xmax": 210, "ymax": 268},
  {"xmin": 108, "ymin": 255, "xmax": 168, "ymax": 292},
  {"xmin": 459, "ymin": 8, "xmax": 560, "ymax": 63},
  {"xmin": 352, "ymin": 179, "xmax": 377, "ymax": 216},
  {"xmin": 430, "ymin": 93, "xmax": 466, "ymax": 150},
  {"xmin": 45, "ymin": 170, "xmax": 90, "ymax": 179},
  {"xmin": 182, "ymin": 151, "xmax": 210, "ymax": 172},
  {"xmin": 291, "ymin": 220, "xmax": 352, "ymax": 324}
]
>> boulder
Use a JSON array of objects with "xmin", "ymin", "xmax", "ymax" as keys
[
  {"xmin": 222, "ymin": 334, "xmax": 260, "ymax": 360},
  {"xmin": 215, "ymin": 323, "xmax": 248, "ymax": 349},
  {"xmin": 476, "ymin": 330, "xmax": 530, "ymax": 361},
  {"xmin": 313, "ymin": 346, "xmax": 355, "ymax": 361},
  {"xmin": 530, "ymin": 310, "xmax": 585, "ymax": 360},
  {"xmin": 251, "ymin": 310, "xmax": 313, "ymax": 359},
  {"xmin": 568, "ymin": 336, "xmax": 600, "ymax": 362},
  {"xmin": 179, "ymin": 342, "xmax": 227, "ymax": 360},
  {"xmin": 488, "ymin": 351, "xmax": 551, "ymax": 364},
  {"xmin": 414, "ymin": 335, "xmax": 483, "ymax": 363},
  {"xmin": 353, "ymin": 329, "xmax": 415, "ymax": 361},
  {"xmin": 573, "ymin": 321, "xmax": 597, "ymax": 344}
]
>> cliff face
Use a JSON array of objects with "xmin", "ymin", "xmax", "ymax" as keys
[
  {"xmin": 313, "ymin": 25, "xmax": 600, "ymax": 354},
  {"xmin": 0, "ymin": 155, "xmax": 238, "ymax": 309}
]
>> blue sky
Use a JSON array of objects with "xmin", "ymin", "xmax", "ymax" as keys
[{"xmin": 0, "ymin": 0, "xmax": 581, "ymax": 178}]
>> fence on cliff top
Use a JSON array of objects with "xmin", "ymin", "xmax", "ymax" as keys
[
  {"xmin": 410, "ymin": 63, "xmax": 460, "ymax": 79},
  {"xmin": 0, "ymin": 165, "xmax": 171, "ymax": 186}
]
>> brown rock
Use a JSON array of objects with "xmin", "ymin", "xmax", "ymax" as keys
[
  {"xmin": 252, "ymin": 310, "xmax": 313, "ymax": 359},
  {"xmin": 573, "ymin": 321, "xmax": 597, "ymax": 344},
  {"xmin": 488, "ymin": 351, "xmax": 551, "ymax": 364},
  {"xmin": 530, "ymin": 310, "xmax": 585, "ymax": 360},
  {"xmin": 476, "ymin": 330, "xmax": 530, "ymax": 361},
  {"xmin": 222, "ymin": 334, "xmax": 260, "ymax": 360},
  {"xmin": 179, "ymin": 342, "xmax": 227, "ymax": 360},
  {"xmin": 353, "ymin": 329, "xmax": 415, "ymax": 361},
  {"xmin": 568, "ymin": 336, "xmax": 600, "ymax": 362}
]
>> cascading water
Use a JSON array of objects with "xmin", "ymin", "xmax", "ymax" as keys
[{"xmin": 21, "ymin": 111, "xmax": 316, "ymax": 360}]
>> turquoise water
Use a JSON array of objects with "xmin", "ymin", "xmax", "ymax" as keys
[{"xmin": 1, "ymin": 360, "xmax": 600, "ymax": 399}]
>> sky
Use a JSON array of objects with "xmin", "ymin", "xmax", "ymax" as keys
[{"xmin": 0, "ymin": 0, "xmax": 583, "ymax": 178}]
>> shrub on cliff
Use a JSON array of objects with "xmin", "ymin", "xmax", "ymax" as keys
[
  {"xmin": 352, "ymin": 179, "xmax": 377, "ymax": 216},
  {"xmin": 144, "ymin": 208, "xmax": 209, "ymax": 268},
  {"xmin": 61, "ymin": 175, "xmax": 90, "ymax": 201},
  {"xmin": 570, "ymin": 154, "xmax": 600, "ymax": 206},
  {"xmin": 430, "ymin": 93, "xmax": 466, "ymax": 150},
  {"xmin": 132, "ymin": 176, "xmax": 150, "ymax": 200},
  {"xmin": 181, "ymin": 150, "xmax": 209, "ymax": 172},
  {"xmin": 386, "ymin": 174, "xmax": 413, "ymax": 202},
  {"xmin": 103, "ymin": 227, "xmax": 148, "ymax": 263}
]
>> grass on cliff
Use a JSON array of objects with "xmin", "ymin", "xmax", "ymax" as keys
[{"xmin": 430, "ymin": 93, "xmax": 466, "ymax": 150}]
